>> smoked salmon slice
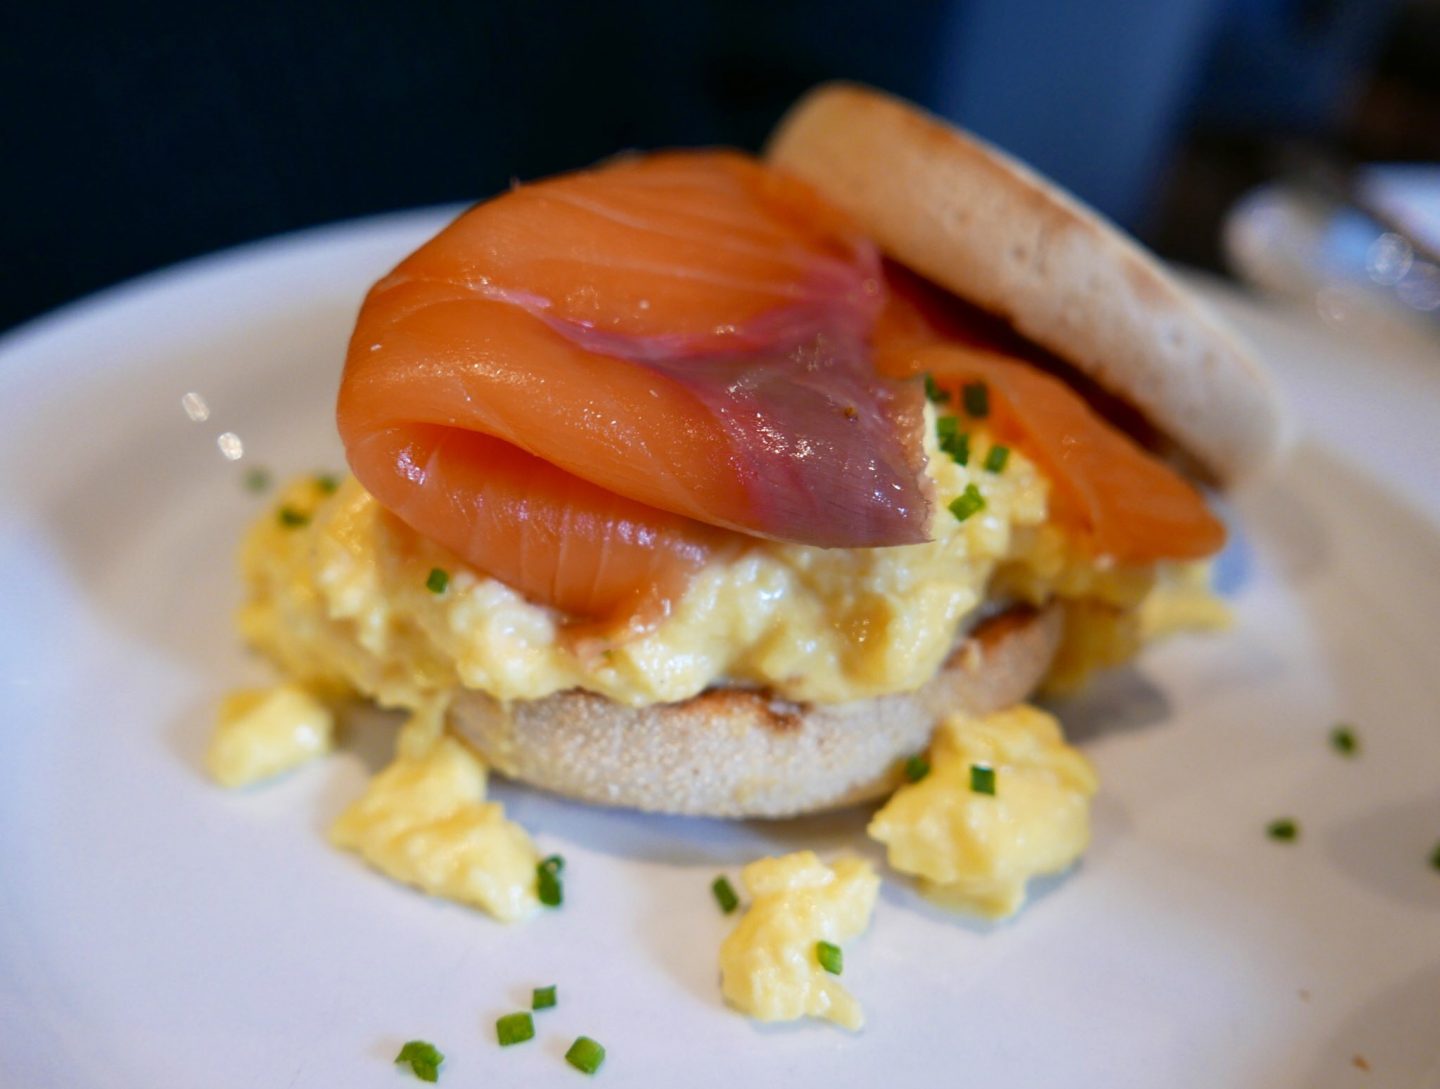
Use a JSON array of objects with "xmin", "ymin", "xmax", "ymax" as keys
[
  {"xmin": 349, "ymin": 424, "xmax": 728, "ymax": 622},
  {"xmin": 338, "ymin": 152, "xmax": 929, "ymax": 621},
  {"xmin": 338, "ymin": 150, "xmax": 1222, "ymax": 624},
  {"xmin": 875, "ymin": 273, "xmax": 1225, "ymax": 563}
]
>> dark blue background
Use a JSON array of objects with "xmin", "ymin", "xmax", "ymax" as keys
[{"xmin": 2, "ymin": 0, "xmax": 1404, "ymax": 334}]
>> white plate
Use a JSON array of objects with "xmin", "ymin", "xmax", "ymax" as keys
[{"xmin": 3, "ymin": 211, "xmax": 1439, "ymax": 1089}]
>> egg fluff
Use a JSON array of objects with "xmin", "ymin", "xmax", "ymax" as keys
[
  {"xmin": 868, "ymin": 704, "xmax": 1097, "ymax": 918},
  {"xmin": 207, "ymin": 683, "xmax": 335, "ymax": 788},
  {"xmin": 206, "ymin": 689, "xmax": 540, "ymax": 922},
  {"xmin": 328, "ymin": 701, "xmax": 541, "ymax": 922},
  {"xmin": 719, "ymin": 852, "xmax": 879, "ymax": 1031}
]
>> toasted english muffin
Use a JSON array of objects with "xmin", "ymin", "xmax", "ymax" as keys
[
  {"xmin": 448, "ymin": 606, "xmax": 1061, "ymax": 817},
  {"xmin": 766, "ymin": 82, "xmax": 1288, "ymax": 486}
]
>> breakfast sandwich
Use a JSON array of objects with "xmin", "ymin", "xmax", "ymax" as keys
[{"xmin": 228, "ymin": 83, "xmax": 1284, "ymax": 833}]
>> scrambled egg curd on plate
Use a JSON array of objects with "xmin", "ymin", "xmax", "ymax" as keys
[
  {"xmin": 719, "ymin": 852, "xmax": 879, "ymax": 1031},
  {"xmin": 868, "ymin": 705, "xmax": 1097, "ymax": 918},
  {"xmin": 328, "ymin": 702, "xmax": 541, "ymax": 923},
  {"xmin": 207, "ymin": 691, "xmax": 540, "ymax": 922},
  {"xmin": 206, "ymin": 683, "xmax": 335, "ymax": 788}
]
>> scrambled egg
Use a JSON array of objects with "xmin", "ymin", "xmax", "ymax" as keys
[
  {"xmin": 1031, "ymin": 559, "xmax": 1228, "ymax": 693},
  {"xmin": 1140, "ymin": 561, "xmax": 1231, "ymax": 640},
  {"xmin": 719, "ymin": 852, "xmax": 879, "ymax": 1031},
  {"xmin": 868, "ymin": 705, "xmax": 1097, "ymax": 918},
  {"xmin": 328, "ymin": 702, "xmax": 541, "ymax": 922},
  {"xmin": 219, "ymin": 419, "xmax": 1223, "ymax": 928},
  {"xmin": 206, "ymin": 683, "xmax": 334, "ymax": 787},
  {"xmin": 238, "ymin": 413, "xmax": 1186, "ymax": 711}
]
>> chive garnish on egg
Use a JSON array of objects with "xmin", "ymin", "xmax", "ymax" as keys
[
  {"xmin": 426, "ymin": 567, "xmax": 450, "ymax": 594},
  {"xmin": 315, "ymin": 473, "xmax": 340, "ymax": 494},
  {"xmin": 948, "ymin": 484, "xmax": 985, "ymax": 522},
  {"xmin": 904, "ymin": 754, "xmax": 931, "ymax": 783},
  {"xmin": 924, "ymin": 373, "xmax": 950, "ymax": 404},
  {"xmin": 984, "ymin": 444, "xmax": 1010, "ymax": 473},
  {"xmin": 970, "ymin": 764, "xmax": 996, "ymax": 795},
  {"xmin": 947, "ymin": 432, "xmax": 971, "ymax": 465},
  {"xmin": 936, "ymin": 416, "xmax": 971, "ymax": 465},
  {"xmin": 816, "ymin": 940, "xmax": 843, "ymax": 975},
  {"xmin": 962, "ymin": 381, "xmax": 989, "ymax": 418},
  {"xmin": 277, "ymin": 505, "xmax": 310, "ymax": 528}
]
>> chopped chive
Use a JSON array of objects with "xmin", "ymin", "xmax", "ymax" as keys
[
  {"xmin": 816, "ymin": 940, "xmax": 843, "ymax": 975},
  {"xmin": 537, "ymin": 858, "xmax": 564, "ymax": 907},
  {"xmin": 940, "ymin": 428, "xmax": 970, "ymax": 466},
  {"xmin": 1267, "ymin": 818, "xmax": 1299, "ymax": 842},
  {"xmin": 496, "ymin": 1012, "xmax": 535, "ymax": 1047},
  {"xmin": 395, "ymin": 1040, "xmax": 443, "ymax": 1082},
  {"xmin": 961, "ymin": 382, "xmax": 988, "ymax": 416},
  {"xmin": 970, "ymin": 764, "xmax": 996, "ymax": 795},
  {"xmin": 1430, "ymin": 842, "xmax": 1440, "ymax": 872},
  {"xmin": 1329, "ymin": 724, "xmax": 1358, "ymax": 756},
  {"xmin": 564, "ymin": 1036, "xmax": 606, "ymax": 1075},
  {"xmin": 936, "ymin": 416, "xmax": 972, "ymax": 466},
  {"xmin": 984, "ymin": 444, "xmax": 1010, "ymax": 473},
  {"xmin": 277, "ymin": 505, "xmax": 310, "ymax": 528},
  {"xmin": 426, "ymin": 567, "xmax": 450, "ymax": 594},
  {"xmin": 712, "ymin": 875, "xmax": 739, "ymax": 915},
  {"xmin": 945, "ymin": 433, "xmax": 970, "ymax": 466},
  {"xmin": 924, "ymin": 373, "xmax": 950, "ymax": 404},
  {"xmin": 962, "ymin": 381, "xmax": 989, "ymax": 418},
  {"xmin": 948, "ymin": 483, "xmax": 986, "ymax": 522},
  {"xmin": 533, "ymin": 985, "xmax": 557, "ymax": 1010},
  {"xmin": 904, "ymin": 754, "xmax": 931, "ymax": 783},
  {"xmin": 243, "ymin": 466, "xmax": 272, "ymax": 493},
  {"xmin": 315, "ymin": 473, "xmax": 340, "ymax": 494}
]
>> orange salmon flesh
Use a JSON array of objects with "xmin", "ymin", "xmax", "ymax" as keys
[{"xmin": 337, "ymin": 150, "xmax": 1222, "ymax": 625}]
